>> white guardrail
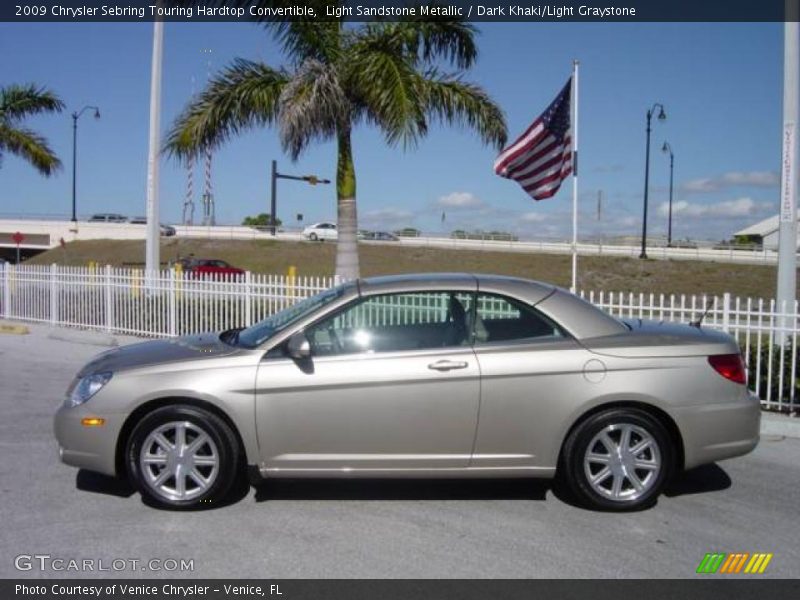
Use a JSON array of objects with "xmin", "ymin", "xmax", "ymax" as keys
[
  {"xmin": 1, "ymin": 263, "xmax": 797, "ymax": 412},
  {"xmin": 0, "ymin": 218, "xmax": 787, "ymax": 265}
]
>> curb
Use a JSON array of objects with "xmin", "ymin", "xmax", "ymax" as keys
[
  {"xmin": 760, "ymin": 413, "xmax": 800, "ymax": 439},
  {"xmin": 0, "ymin": 321, "xmax": 29, "ymax": 335},
  {"xmin": 47, "ymin": 328, "xmax": 120, "ymax": 348}
]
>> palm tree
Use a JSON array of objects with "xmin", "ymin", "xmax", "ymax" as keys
[
  {"xmin": 165, "ymin": 14, "xmax": 507, "ymax": 279},
  {"xmin": 0, "ymin": 84, "xmax": 65, "ymax": 176}
]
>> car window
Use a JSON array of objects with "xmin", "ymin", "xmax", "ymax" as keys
[
  {"xmin": 473, "ymin": 293, "xmax": 564, "ymax": 344},
  {"xmin": 306, "ymin": 291, "xmax": 474, "ymax": 357},
  {"xmin": 238, "ymin": 283, "xmax": 352, "ymax": 348}
]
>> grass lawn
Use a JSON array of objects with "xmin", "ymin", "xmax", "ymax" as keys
[{"xmin": 25, "ymin": 237, "xmax": 795, "ymax": 300}]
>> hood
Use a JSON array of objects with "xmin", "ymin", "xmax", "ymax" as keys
[
  {"xmin": 582, "ymin": 319, "xmax": 740, "ymax": 358},
  {"xmin": 77, "ymin": 332, "xmax": 239, "ymax": 376}
]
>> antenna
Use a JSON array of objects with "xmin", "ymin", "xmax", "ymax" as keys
[
  {"xmin": 690, "ymin": 297, "xmax": 715, "ymax": 328},
  {"xmin": 183, "ymin": 75, "xmax": 196, "ymax": 226},
  {"xmin": 201, "ymin": 48, "xmax": 215, "ymax": 226}
]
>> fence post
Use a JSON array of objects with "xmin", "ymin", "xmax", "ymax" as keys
[
  {"xmin": 0, "ymin": 262, "xmax": 6, "ymax": 319},
  {"xmin": 104, "ymin": 265, "xmax": 113, "ymax": 332},
  {"xmin": 722, "ymin": 292, "xmax": 731, "ymax": 333},
  {"xmin": 50, "ymin": 263, "xmax": 58, "ymax": 325},
  {"xmin": 2, "ymin": 263, "xmax": 11, "ymax": 319},
  {"xmin": 244, "ymin": 270, "xmax": 252, "ymax": 327},
  {"xmin": 169, "ymin": 267, "xmax": 177, "ymax": 337}
]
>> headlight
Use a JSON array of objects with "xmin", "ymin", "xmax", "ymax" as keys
[{"xmin": 65, "ymin": 372, "xmax": 113, "ymax": 408}]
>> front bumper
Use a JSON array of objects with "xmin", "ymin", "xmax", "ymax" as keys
[
  {"xmin": 53, "ymin": 404, "xmax": 127, "ymax": 477},
  {"xmin": 676, "ymin": 391, "xmax": 761, "ymax": 470}
]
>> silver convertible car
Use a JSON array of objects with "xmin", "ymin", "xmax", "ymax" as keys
[{"xmin": 54, "ymin": 273, "xmax": 759, "ymax": 510}]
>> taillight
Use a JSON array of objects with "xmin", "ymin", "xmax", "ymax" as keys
[{"xmin": 708, "ymin": 354, "xmax": 747, "ymax": 385}]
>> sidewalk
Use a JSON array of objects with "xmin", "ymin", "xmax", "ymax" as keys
[{"xmin": 761, "ymin": 411, "xmax": 800, "ymax": 439}]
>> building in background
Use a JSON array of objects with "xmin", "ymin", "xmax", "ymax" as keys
[{"xmin": 734, "ymin": 215, "xmax": 800, "ymax": 249}]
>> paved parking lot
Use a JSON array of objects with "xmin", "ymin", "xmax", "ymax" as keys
[{"xmin": 1, "ymin": 323, "xmax": 798, "ymax": 579}]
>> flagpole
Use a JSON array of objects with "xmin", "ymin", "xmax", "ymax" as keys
[
  {"xmin": 145, "ymin": 19, "xmax": 164, "ymax": 280},
  {"xmin": 571, "ymin": 60, "xmax": 579, "ymax": 293}
]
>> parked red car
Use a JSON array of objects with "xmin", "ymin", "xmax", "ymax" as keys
[{"xmin": 178, "ymin": 258, "xmax": 245, "ymax": 279}]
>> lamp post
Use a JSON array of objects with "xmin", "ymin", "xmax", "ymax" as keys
[
  {"xmin": 639, "ymin": 103, "xmax": 666, "ymax": 259},
  {"xmin": 662, "ymin": 141, "xmax": 675, "ymax": 247},
  {"xmin": 71, "ymin": 105, "xmax": 100, "ymax": 223},
  {"xmin": 270, "ymin": 160, "xmax": 331, "ymax": 235}
]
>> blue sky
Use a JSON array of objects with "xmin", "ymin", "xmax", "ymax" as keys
[{"xmin": 0, "ymin": 21, "xmax": 785, "ymax": 241}]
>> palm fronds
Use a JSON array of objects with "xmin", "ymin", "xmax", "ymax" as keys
[
  {"xmin": 0, "ymin": 84, "xmax": 64, "ymax": 176},
  {"xmin": 164, "ymin": 59, "xmax": 289, "ymax": 160}
]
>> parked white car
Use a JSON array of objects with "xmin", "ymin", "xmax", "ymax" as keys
[{"xmin": 303, "ymin": 222, "xmax": 338, "ymax": 241}]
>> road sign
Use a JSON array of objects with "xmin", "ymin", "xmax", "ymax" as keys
[{"xmin": 11, "ymin": 231, "xmax": 24, "ymax": 264}]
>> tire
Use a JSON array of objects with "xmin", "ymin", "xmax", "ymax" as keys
[
  {"xmin": 309, "ymin": 233, "xmax": 318, "ymax": 241},
  {"xmin": 559, "ymin": 408, "xmax": 673, "ymax": 511},
  {"xmin": 126, "ymin": 405, "xmax": 241, "ymax": 509}
]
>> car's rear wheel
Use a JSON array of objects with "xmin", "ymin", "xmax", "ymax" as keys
[
  {"xmin": 559, "ymin": 408, "xmax": 673, "ymax": 511},
  {"xmin": 126, "ymin": 405, "xmax": 240, "ymax": 509}
]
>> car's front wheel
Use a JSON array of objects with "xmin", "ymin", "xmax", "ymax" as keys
[
  {"xmin": 308, "ymin": 232, "xmax": 318, "ymax": 241},
  {"xmin": 126, "ymin": 405, "xmax": 240, "ymax": 509},
  {"xmin": 559, "ymin": 408, "xmax": 673, "ymax": 511}
]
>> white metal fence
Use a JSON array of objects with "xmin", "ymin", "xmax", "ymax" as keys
[
  {"xmin": 0, "ymin": 264, "xmax": 333, "ymax": 338},
  {"xmin": 1, "ymin": 264, "xmax": 797, "ymax": 412}
]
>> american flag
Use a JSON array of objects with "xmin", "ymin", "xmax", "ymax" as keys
[{"xmin": 494, "ymin": 78, "xmax": 573, "ymax": 201}]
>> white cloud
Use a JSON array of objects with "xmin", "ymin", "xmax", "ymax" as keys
[
  {"xmin": 681, "ymin": 171, "xmax": 779, "ymax": 194},
  {"xmin": 520, "ymin": 212, "xmax": 547, "ymax": 223},
  {"xmin": 437, "ymin": 192, "xmax": 484, "ymax": 209},
  {"xmin": 657, "ymin": 197, "xmax": 767, "ymax": 218}
]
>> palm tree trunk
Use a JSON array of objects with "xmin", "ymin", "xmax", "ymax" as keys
[{"xmin": 335, "ymin": 125, "xmax": 360, "ymax": 280}]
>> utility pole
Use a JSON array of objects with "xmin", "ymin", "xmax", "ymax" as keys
[
  {"xmin": 776, "ymin": 0, "xmax": 799, "ymax": 344},
  {"xmin": 662, "ymin": 142, "xmax": 675, "ymax": 246},
  {"xmin": 597, "ymin": 190, "xmax": 602, "ymax": 221}
]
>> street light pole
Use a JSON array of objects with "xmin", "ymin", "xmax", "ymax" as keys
[
  {"xmin": 662, "ymin": 141, "xmax": 675, "ymax": 246},
  {"xmin": 70, "ymin": 105, "xmax": 100, "ymax": 223},
  {"xmin": 270, "ymin": 160, "xmax": 277, "ymax": 234},
  {"xmin": 270, "ymin": 160, "xmax": 331, "ymax": 235},
  {"xmin": 640, "ymin": 103, "xmax": 666, "ymax": 259}
]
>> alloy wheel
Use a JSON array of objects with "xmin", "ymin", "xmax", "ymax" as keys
[
  {"xmin": 583, "ymin": 423, "xmax": 661, "ymax": 502},
  {"xmin": 139, "ymin": 421, "xmax": 219, "ymax": 502}
]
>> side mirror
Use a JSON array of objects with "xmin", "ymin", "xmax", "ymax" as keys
[{"xmin": 286, "ymin": 331, "xmax": 311, "ymax": 360}]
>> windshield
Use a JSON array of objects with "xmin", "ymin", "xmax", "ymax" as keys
[{"xmin": 236, "ymin": 283, "xmax": 351, "ymax": 348}]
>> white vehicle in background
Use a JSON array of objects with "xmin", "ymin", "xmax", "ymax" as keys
[{"xmin": 303, "ymin": 222, "xmax": 338, "ymax": 242}]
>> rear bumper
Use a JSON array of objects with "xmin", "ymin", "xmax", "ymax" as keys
[{"xmin": 675, "ymin": 391, "xmax": 761, "ymax": 470}]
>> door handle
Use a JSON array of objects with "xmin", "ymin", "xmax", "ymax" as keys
[{"xmin": 428, "ymin": 360, "xmax": 468, "ymax": 371}]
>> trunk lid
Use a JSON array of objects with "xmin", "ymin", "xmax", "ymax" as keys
[{"xmin": 582, "ymin": 319, "xmax": 740, "ymax": 358}]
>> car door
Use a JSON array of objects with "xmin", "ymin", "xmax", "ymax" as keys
[
  {"xmin": 254, "ymin": 290, "xmax": 480, "ymax": 472},
  {"xmin": 323, "ymin": 223, "xmax": 337, "ymax": 241},
  {"xmin": 469, "ymin": 292, "xmax": 589, "ymax": 470}
]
